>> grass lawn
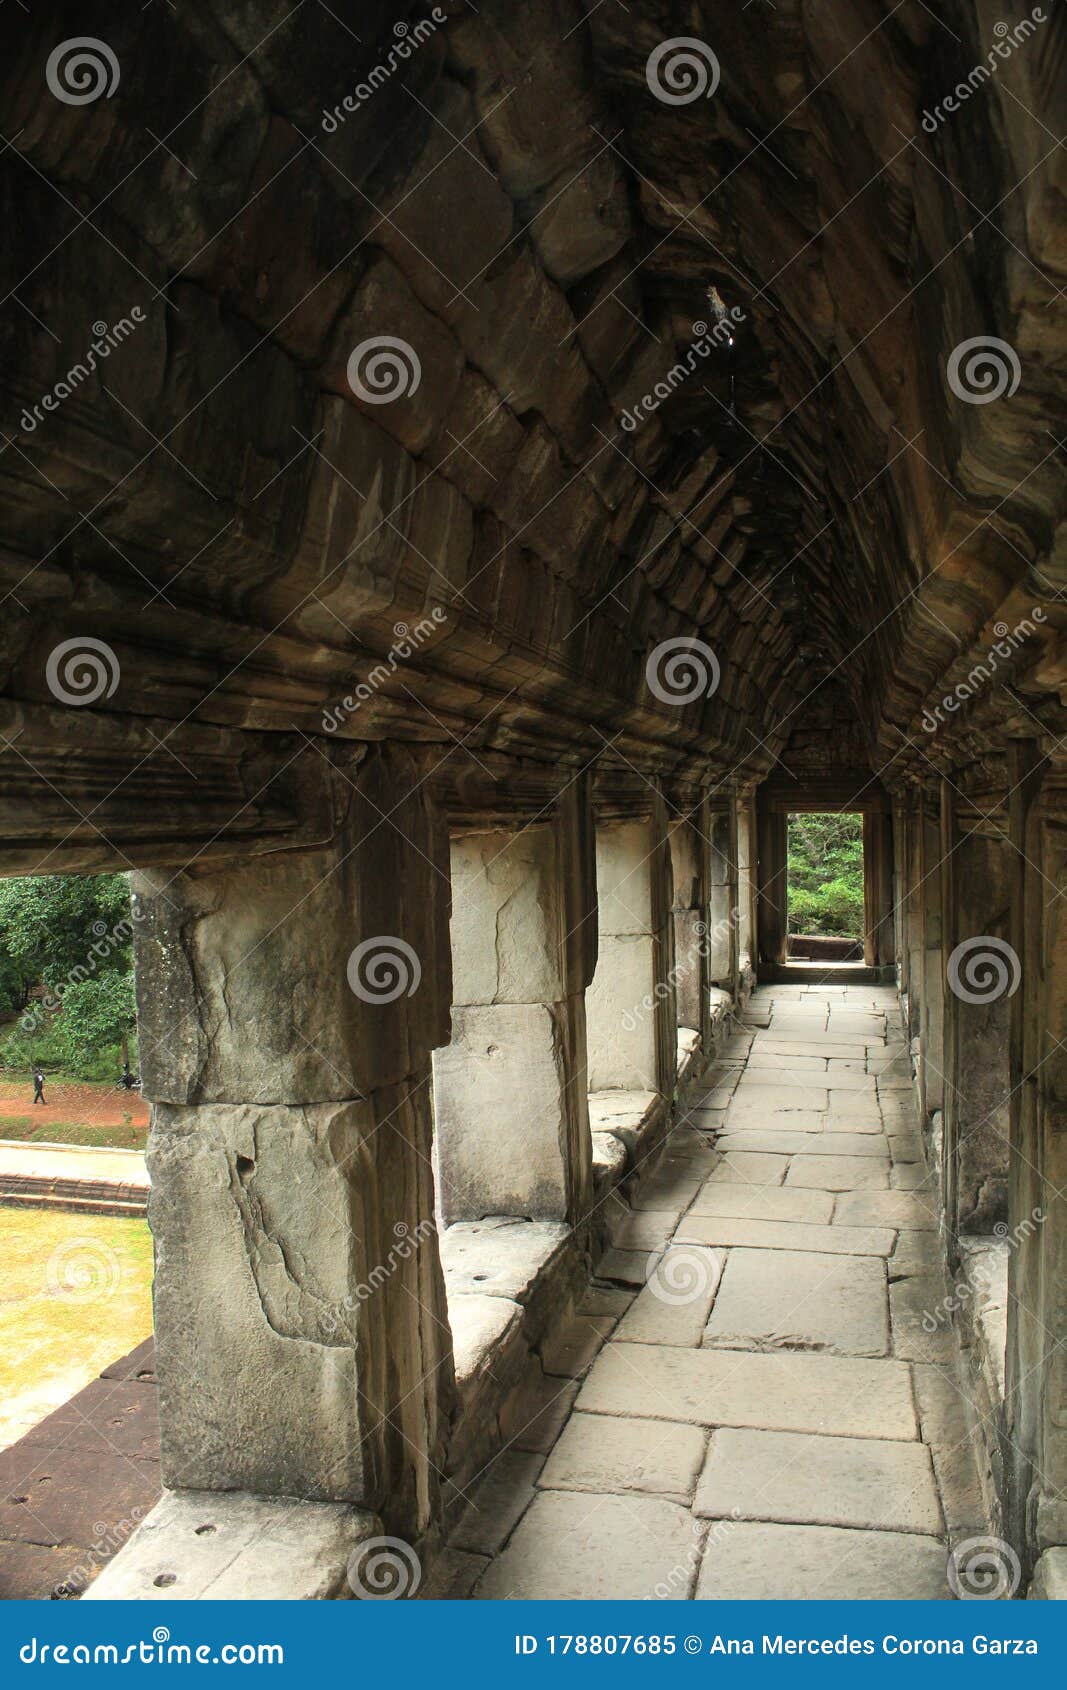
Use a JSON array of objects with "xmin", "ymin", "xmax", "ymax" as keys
[{"xmin": 0, "ymin": 1208, "xmax": 153, "ymax": 1448}]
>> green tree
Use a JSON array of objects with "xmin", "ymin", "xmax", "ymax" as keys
[
  {"xmin": 0, "ymin": 873, "xmax": 137, "ymax": 1079},
  {"xmin": 787, "ymin": 812, "xmax": 864, "ymax": 939}
]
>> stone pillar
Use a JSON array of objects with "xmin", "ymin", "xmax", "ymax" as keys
[
  {"xmin": 940, "ymin": 782, "xmax": 1012, "ymax": 1238},
  {"xmin": 586, "ymin": 794, "xmax": 675, "ymax": 1096},
  {"xmin": 132, "ymin": 746, "xmax": 453, "ymax": 1539},
  {"xmin": 756, "ymin": 803, "xmax": 788, "ymax": 967},
  {"xmin": 918, "ymin": 804, "xmax": 945, "ymax": 1119},
  {"xmin": 893, "ymin": 797, "xmax": 910, "ymax": 1001},
  {"xmin": 735, "ymin": 794, "xmax": 757, "ymax": 984},
  {"xmin": 1005, "ymin": 746, "xmax": 1067, "ymax": 1568},
  {"xmin": 905, "ymin": 799, "xmax": 925, "ymax": 1044},
  {"xmin": 431, "ymin": 779, "xmax": 596, "ymax": 1225},
  {"xmin": 707, "ymin": 803, "xmax": 737, "ymax": 989},
  {"xmin": 668, "ymin": 803, "xmax": 709, "ymax": 1043}
]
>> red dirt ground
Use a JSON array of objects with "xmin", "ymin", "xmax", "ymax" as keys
[{"xmin": 0, "ymin": 1078, "xmax": 149, "ymax": 1148}]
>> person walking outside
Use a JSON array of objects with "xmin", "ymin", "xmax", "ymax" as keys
[{"xmin": 32, "ymin": 1068, "xmax": 46, "ymax": 1106}]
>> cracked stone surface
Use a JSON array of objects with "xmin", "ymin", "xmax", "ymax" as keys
[{"xmin": 703, "ymin": 1248, "xmax": 889, "ymax": 1358}]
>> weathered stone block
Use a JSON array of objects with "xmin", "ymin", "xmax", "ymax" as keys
[
  {"xmin": 433, "ymin": 998, "xmax": 590, "ymax": 1224},
  {"xmin": 147, "ymin": 1081, "xmax": 451, "ymax": 1531}
]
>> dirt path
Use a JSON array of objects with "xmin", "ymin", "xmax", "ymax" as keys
[{"xmin": 0, "ymin": 1079, "xmax": 148, "ymax": 1149}]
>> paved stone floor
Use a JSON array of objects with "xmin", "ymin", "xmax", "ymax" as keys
[
  {"xmin": 0, "ymin": 1340, "xmax": 160, "ymax": 1599},
  {"xmin": 447, "ymin": 984, "xmax": 990, "ymax": 1601}
]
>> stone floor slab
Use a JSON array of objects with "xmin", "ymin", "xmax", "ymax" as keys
[
  {"xmin": 474, "ymin": 1490, "xmax": 700, "ymax": 1599},
  {"xmin": 613, "ymin": 1208, "xmax": 686, "ymax": 1251},
  {"xmin": 891, "ymin": 1163, "xmax": 938, "ymax": 1191},
  {"xmin": 688, "ymin": 1185, "xmax": 834, "ymax": 1224},
  {"xmin": 449, "ymin": 1450, "xmax": 544, "ymax": 1555},
  {"xmin": 615, "ymin": 1248, "xmax": 725, "ymax": 1346},
  {"xmin": 576, "ymin": 1343, "xmax": 917, "ymax": 1439},
  {"xmin": 755, "ymin": 1040, "xmax": 870, "ymax": 1060},
  {"xmin": 541, "ymin": 1315, "xmax": 615, "ymax": 1378},
  {"xmin": 596, "ymin": 1247, "xmax": 658, "ymax": 1287},
  {"xmin": 744, "ymin": 1055, "xmax": 827, "ymax": 1077},
  {"xmin": 703, "ymin": 1248, "xmax": 888, "ymax": 1357},
  {"xmin": 694, "ymin": 1428, "xmax": 942, "ymax": 1534},
  {"xmin": 729, "ymin": 1082, "xmax": 829, "ymax": 1110},
  {"xmin": 818, "ymin": 1122, "xmax": 886, "ymax": 1135},
  {"xmin": 835, "ymin": 1189, "xmax": 938, "ymax": 1230},
  {"xmin": 538, "ymin": 1412, "xmax": 707, "ymax": 1502},
  {"xmin": 705, "ymin": 1151, "xmax": 788, "ymax": 1185},
  {"xmin": 717, "ymin": 1130, "xmax": 889, "ymax": 1157},
  {"xmin": 824, "ymin": 1072, "xmax": 878, "ymax": 1093},
  {"xmin": 725, "ymin": 1109, "xmax": 828, "ymax": 1134},
  {"xmin": 889, "ymin": 1277, "xmax": 958, "ymax": 1364},
  {"xmin": 675, "ymin": 1214, "xmax": 896, "ymax": 1257},
  {"xmin": 785, "ymin": 1156, "xmax": 890, "ymax": 1191},
  {"xmin": 695, "ymin": 1521, "xmax": 949, "ymax": 1600}
]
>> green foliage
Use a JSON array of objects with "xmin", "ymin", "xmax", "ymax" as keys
[
  {"xmin": 787, "ymin": 812, "xmax": 865, "ymax": 939},
  {"xmin": 0, "ymin": 873, "xmax": 137, "ymax": 1080}
]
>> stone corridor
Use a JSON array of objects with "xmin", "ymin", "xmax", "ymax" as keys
[
  {"xmin": 2, "ymin": 0, "xmax": 1066, "ymax": 1607},
  {"xmin": 443, "ymin": 985, "xmax": 987, "ymax": 1602}
]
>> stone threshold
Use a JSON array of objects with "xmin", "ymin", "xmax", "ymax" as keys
[{"xmin": 83, "ymin": 1489, "xmax": 379, "ymax": 1601}]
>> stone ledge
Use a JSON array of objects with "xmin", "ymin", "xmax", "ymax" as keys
[
  {"xmin": 81, "ymin": 1489, "xmax": 381, "ymax": 1600},
  {"xmin": 957, "ymin": 1237, "xmax": 1008, "ymax": 1406}
]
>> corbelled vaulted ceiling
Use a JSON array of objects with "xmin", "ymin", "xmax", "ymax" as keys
[{"xmin": 0, "ymin": 1, "xmax": 1064, "ymax": 867}]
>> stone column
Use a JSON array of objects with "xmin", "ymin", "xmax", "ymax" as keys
[
  {"xmin": 586, "ymin": 793, "xmax": 675, "ymax": 1097},
  {"xmin": 893, "ymin": 797, "xmax": 910, "ymax": 1002},
  {"xmin": 905, "ymin": 799, "xmax": 925, "ymax": 1044},
  {"xmin": 707, "ymin": 803, "xmax": 737, "ymax": 989},
  {"xmin": 132, "ymin": 746, "xmax": 453, "ymax": 1539},
  {"xmin": 918, "ymin": 803, "xmax": 945, "ymax": 1120},
  {"xmin": 1004, "ymin": 747, "xmax": 1067, "ymax": 1570},
  {"xmin": 735, "ymin": 794, "xmax": 757, "ymax": 984},
  {"xmin": 940, "ymin": 783, "xmax": 1012, "ymax": 1238},
  {"xmin": 431, "ymin": 779, "xmax": 596, "ymax": 1226},
  {"xmin": 668, "ymin": 802, "xmax": 710, "ymax": 1044}
]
